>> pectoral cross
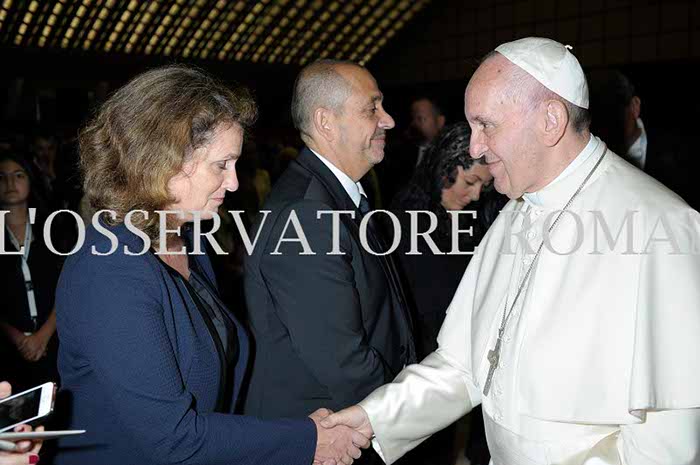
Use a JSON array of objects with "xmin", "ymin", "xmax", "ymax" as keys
[{"xmin": 483, "ymin": 335, "xmax": 502, "ymax": 396}]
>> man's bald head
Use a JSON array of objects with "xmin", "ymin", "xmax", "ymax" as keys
[
  {"xmin": 291, "ymin": 59, "xmax": 365, "ymax": 142},
  {"xmin": 478, "ymin": 51, "xmax": 590, "ymax": 133}
]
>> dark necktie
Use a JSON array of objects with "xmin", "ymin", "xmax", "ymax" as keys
[
  {"xmin": 358, "ymin": 194, "xmax": 387, "ymax": 251},
  {"xmin": 358, "ymin": 195, "xmax": 416, "ymax": 360}
]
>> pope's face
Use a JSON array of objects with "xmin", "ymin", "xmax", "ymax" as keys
[{"xmin": 464, "ymin": 55, "xmax": 541, "ymax": 200}]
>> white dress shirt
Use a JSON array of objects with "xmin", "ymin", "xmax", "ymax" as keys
[{"xmin": 309, "ymin": 148, "xmax": 366, "ymax": 207}]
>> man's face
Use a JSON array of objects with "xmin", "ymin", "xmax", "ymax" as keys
[
  {"xmin": 410, "ymin": 99, "xmax": 444, "ymax": 143},
  {"xmin": 464, "ymin": 56, "xmax": 541, "ymax": 199},
  {"xmin": 33, "ymin": 137, "xmax": 56, "ymax": 164},
  {"xmin": 334, "ymin": 66, "xmax": 395, "ymax": 176}
]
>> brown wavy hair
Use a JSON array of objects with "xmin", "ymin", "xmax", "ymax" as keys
[{"xmin": 79, "ymin": 65, "xmax": 257, "ymax": 244}]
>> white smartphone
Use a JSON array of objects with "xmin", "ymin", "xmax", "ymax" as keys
[{"xmin": 0, "ymin": 382, "xmax": 56, "ymax": 433}]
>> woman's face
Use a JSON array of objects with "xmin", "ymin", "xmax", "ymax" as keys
[
  {"xmin": 440, "ymin": 163, "xmax": 492, "ymax": 211},
  {"xmin": 166, "ymin": 124, "xmax": 243, "ymax": 223},
  {"xmin": 0, "ymin": 160, "xmax": 31, "ymax": 207}
]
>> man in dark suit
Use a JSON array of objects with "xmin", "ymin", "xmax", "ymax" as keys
[
  {"xmin": 588, "ymin": 69, "xmax": 696, "ymax": 209},
  {"xmin": 243, "ymin": 60, "xmax": 415, "ymax": 431}
]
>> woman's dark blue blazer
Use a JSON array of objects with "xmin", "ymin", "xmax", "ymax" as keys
[{"xmin": 54, "ymin": 223, "xmax": 316, "ymax": 465}]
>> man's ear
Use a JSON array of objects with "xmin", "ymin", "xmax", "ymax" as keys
[
  {"xmin": 312, "ymin": 107, "xmax": 335, "ymax": 143},
  {"xmin": 541, "ymin": 99, "xmax": 568, "ymax": 147},
  {"xmin": 629, "ymin": 96, "xmax": 641, "ymax": 119}
]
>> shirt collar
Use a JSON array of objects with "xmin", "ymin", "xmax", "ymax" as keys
[
  {"xmin": 522, "ymin": 134, "xmax": 601, "ymax": 208},
  {"xmin": 309, "ymin": 148, "xmax": 366, "ymax": 207}
]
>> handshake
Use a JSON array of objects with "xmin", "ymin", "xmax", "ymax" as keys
[{"xmin": 309, "ymin": 405, "xmax": 373, "ymax": 465}]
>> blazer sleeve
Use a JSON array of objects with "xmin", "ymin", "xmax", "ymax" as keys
[
  {"xmin": 258, "ymin": 201, "xmax": 393, "ymax": 408},
  {"xmin": 60, "ymin": 251, "xmax": 316, "ymax": 465}
]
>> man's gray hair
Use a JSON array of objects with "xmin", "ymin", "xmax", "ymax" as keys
[
  {"xmin": 291, "ymin": 59, "xmax": 361, "ymax": 141},
  {"xmin": 482, "ymin": 50, "xmax": 591, "ymax": 133}
]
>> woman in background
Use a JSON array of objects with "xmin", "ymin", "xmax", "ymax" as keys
[
  {"xmin": 392, "ymin": 122, "xmax": 504, "ymax": 357},
  {"xmin": 391, "ymin": 122, "xmax": 506, "ymax": 465},
  {"xmin": 0, "ymin": 153, "xmax": 61, "ymax": 393},
  {"xmin": 54, "ymin": 65, "xmax": 366, "ymax": 465}
]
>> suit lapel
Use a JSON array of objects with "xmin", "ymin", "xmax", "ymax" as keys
[
  {"xmin": 296, "ymin": 147, "xmax": 416, "ymax": 364},
  {"xmin": 296, "ymin": 148, "xmax": 358, "ymax": 211}
]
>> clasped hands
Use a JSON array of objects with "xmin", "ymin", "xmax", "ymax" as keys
[
  {"xmin": 309, "ymin": 405, "xmax": 374, "ymax": 465},
  {"xmin": 16, "ymin": 333, "xmax": 49, "ymax": 362}
]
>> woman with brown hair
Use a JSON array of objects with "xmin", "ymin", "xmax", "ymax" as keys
[{"xmin": 54, "ymin": 65, "xmax": 366, "ymax": 465}]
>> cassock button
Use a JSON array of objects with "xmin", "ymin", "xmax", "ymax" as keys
[{"xmin": 526, "ymin": 230, "xmax": 536, "ymax": 239}]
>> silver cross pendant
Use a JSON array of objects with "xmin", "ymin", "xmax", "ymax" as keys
[{"xmin": 482, "ymin": 336, "xmax": 502, "ymax": 396}]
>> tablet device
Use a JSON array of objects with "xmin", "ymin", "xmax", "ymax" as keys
[{"xmin": 0, "ymin": 430, "xmax": 86, "ymax": 441}]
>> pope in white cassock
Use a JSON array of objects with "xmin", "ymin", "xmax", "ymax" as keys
[{"xmin": 321, "ymin": 37, "xmax": 700, "ymax": 465}]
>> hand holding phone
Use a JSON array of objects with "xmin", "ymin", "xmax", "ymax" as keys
[
  {"xmin": 0, "ymin": 383, "xmax": 44, "ymax": 463},
  {"xmin": 0, "ymin": 382, "xmax": 55, "ymax": 433}
]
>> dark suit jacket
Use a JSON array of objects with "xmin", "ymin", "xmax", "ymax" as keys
[
  {"xmin": 54, "ymin": 223, "xmax": 316, "ymax": 465},
  {"xmin": 243, "ymin": 148, "xmax": 415, "ymax": 419},
  {"xmin": 644, "ymin": 128, "xmax": 697, "ymax": 210}
]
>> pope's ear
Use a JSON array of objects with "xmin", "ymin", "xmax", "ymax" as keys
[
  {"xmin": 540, "ymin": 99, "xmax": 568, "ymax": 147},
  {"xmin": 312, "ymin": 107, "xmax": 336, "ymax": 143}
]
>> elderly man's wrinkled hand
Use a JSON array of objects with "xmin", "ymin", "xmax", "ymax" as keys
[
  {"xmin": 321, "ymin": 405, "xmax": 374, "ymax": 443},
  {"xmin": 309, "ymin": 408, "xmax": 368, "ymax": 465}
]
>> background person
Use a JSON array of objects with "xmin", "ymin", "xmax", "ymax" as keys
[
  {"xmin": 379, "ymin": 96, "xmax": 447, "ymax": 207},
  {"xmin": 408, "ymin": 97, "xmax": 446, "ymax": 167},
  {"xmin": 391, "ymin": 121, "xmax": 502, "ymax": 465},
  {"xmin": 587, "ymin": 69, "xmax": 696, "ymax": 209},
  {"xmin": 0, "ymin": 153, "xmax": 61, "ymax": 394},
  {"xmin": 53, "ymin": 65, "xmax": 367, "ymax": 465},
  {"xmin": 392, "ymin": 121, "xmax": 501, "ymax": 358}
]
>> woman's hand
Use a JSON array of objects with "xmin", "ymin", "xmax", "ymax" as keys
[
  {"xmin": 0, "ymin": 382, "xmax": 42, "ymax": 464},
  {"xmin": 16, "ymin": 334, "xmax": 48, "ymax": 362}
]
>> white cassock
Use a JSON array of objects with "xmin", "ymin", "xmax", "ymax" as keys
[{"xmin": 360, "ymin": 134, "xmax": 700, "ymax": 465}]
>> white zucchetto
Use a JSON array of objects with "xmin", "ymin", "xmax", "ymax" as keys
[{"xmin": 495, "ymin": 37, "xmax": 589, "ymax": 109}]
